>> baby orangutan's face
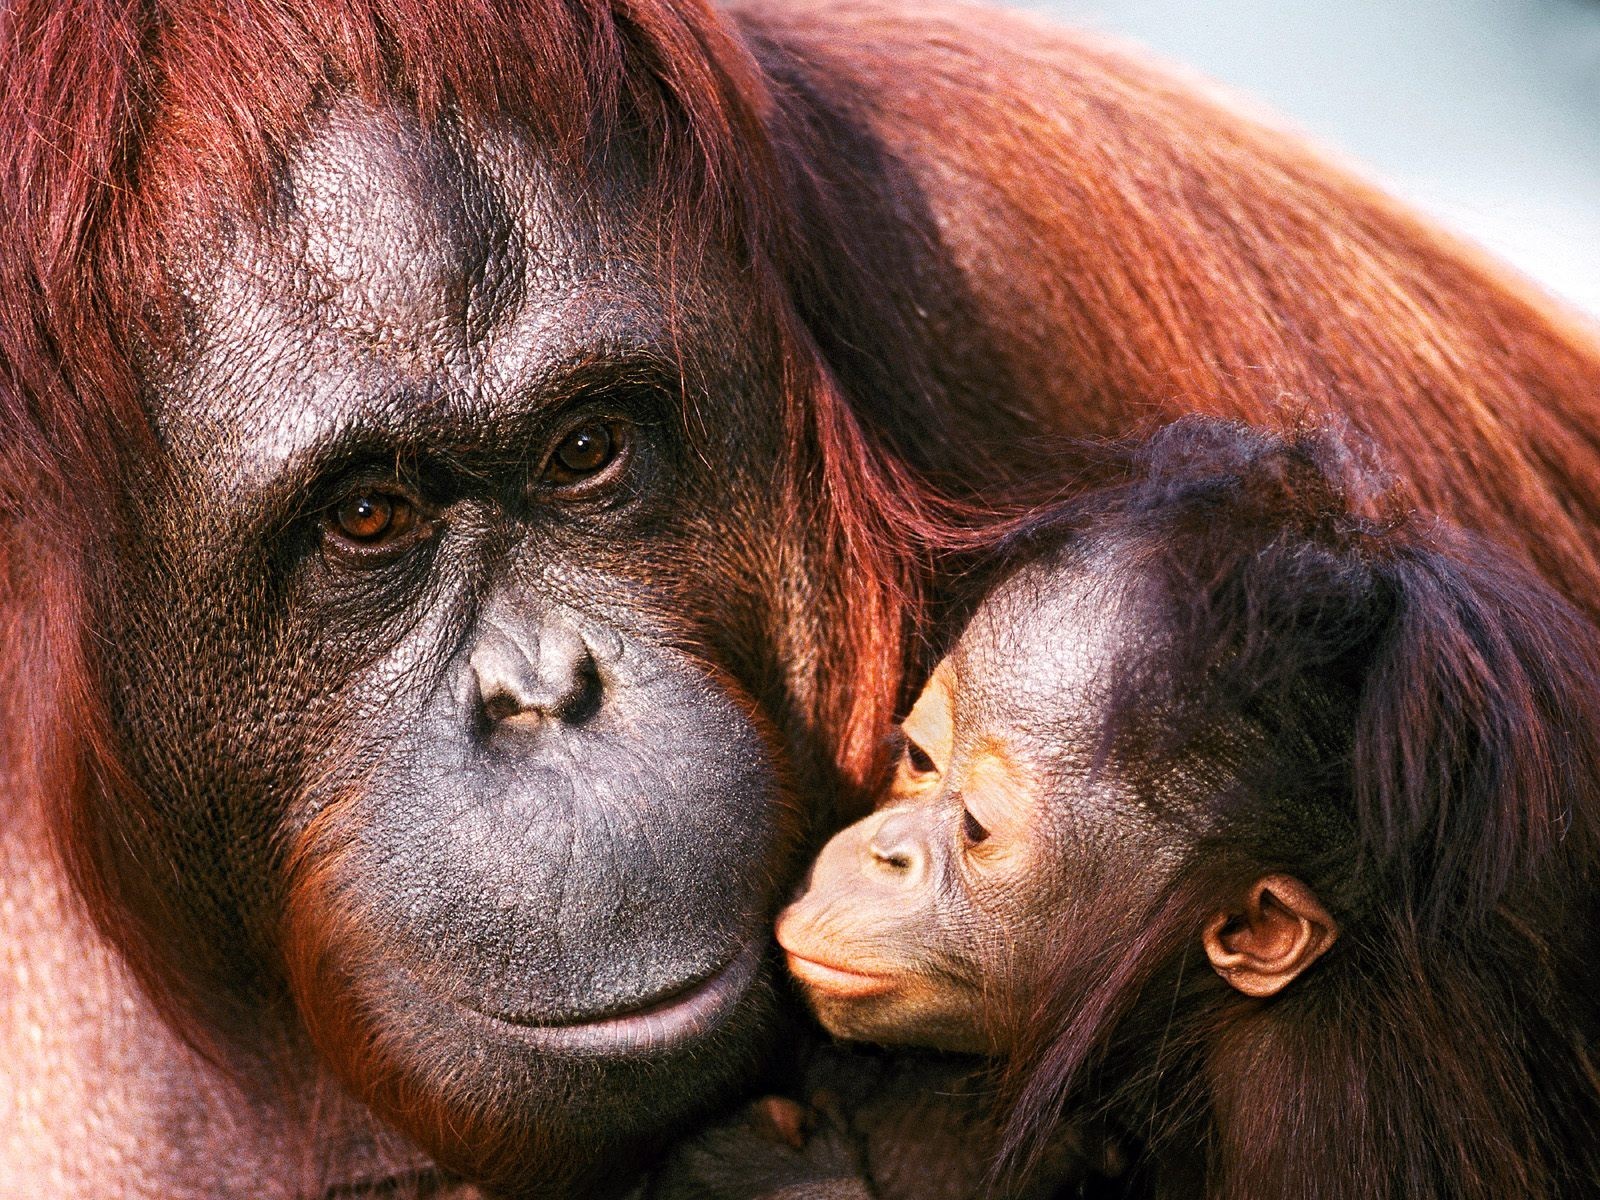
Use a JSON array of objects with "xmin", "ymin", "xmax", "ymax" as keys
[
  {"xmin": 777, "ymin": 561, "xmax": 1168, "ymax": 1053},
  {"xmin": 777, "ymin": 661, "xmax": 1047, "ymax": 1052},
  {"xmin": 778, "ymin": 553, "xmax": 1344, "ymax": 1054}
]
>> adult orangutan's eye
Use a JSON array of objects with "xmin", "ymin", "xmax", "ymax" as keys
[
  {"xmin": 543, "ymin": 422, "xmax": 625, "ymax": 488},
  {"xmin": 321, "ymin": 489, "xmax": 431, "ymax": 559},
  {"xmin": 961, "ymin": 806, "xmax": 990, "ymax": 846},
  {"xmin": 324, "ymin": 489, "xmax": 409, "ymax": 544}
]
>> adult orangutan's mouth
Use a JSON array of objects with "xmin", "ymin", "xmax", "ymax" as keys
[{"xmin": 458, "ymin": 943, "xmax": 763, "ymax": 1055}]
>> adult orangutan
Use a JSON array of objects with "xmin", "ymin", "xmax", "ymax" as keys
[{"xmin": 2, "ymin": 1, "xmax": 1598, "ymax": 1199}]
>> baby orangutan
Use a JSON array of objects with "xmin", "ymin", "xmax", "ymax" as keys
[{"xmin": 654, "ymin": 417, "xmax": 1600, "ymax": 1200}]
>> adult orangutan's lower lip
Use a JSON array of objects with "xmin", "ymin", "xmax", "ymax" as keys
[
  {"xmin": 784, "ymin": 950, "xmax": 895, "ymax": 998},
  {"xmin": 459, "ymin": 944, "xmax": 763, "ymax": 1055}
]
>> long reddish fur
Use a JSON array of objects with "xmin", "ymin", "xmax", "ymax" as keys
[
  {"xmin": 2, "ymin": 0, "xmax": 1600, "ymax": 1178},
  {"xmin": 0, "ymin": 0, "xmax": 920, "ymax": 1032}
]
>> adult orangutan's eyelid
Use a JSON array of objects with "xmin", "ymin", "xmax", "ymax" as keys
[
  {"xmin": 288, "ymin": 441, "xmax": 452, "ymax": 528},
  {"xmin": 314, "ymin": 523, "xmax": 442, "ymax": 586},
  {"xmin": 537, "ymin": 352, "xmax": 684, "ymax": 416}
]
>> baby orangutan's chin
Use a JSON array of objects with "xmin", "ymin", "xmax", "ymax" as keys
[{"xmin": 796, "ymin": 965, "xmax": 990, "ymax": 1054}]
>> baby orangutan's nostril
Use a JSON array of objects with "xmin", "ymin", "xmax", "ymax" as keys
[
  {"xmin": 863, "ymin": 808, "xmax": 925, "ymax": 879},
  {"xmin": 869, "ymin": 841, "xmax": 912, "ymax": 871}
]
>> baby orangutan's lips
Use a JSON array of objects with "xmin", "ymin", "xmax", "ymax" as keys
[
  {"xmin": 776, "ymin": 905, "xmax": 897, "ymax": 998},
  {"xmin": 782, "ymin": 950, "xmax": 896, "ymax": 999}
]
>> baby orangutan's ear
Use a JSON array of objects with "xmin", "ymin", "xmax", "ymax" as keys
[{"xmin": 1202, "ymin": 875, "xmax": 1338, "ymax": 997}]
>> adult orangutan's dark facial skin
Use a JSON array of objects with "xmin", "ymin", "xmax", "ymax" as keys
[{"xmin": 104, "ymin": 104, "xmax": 804, "ymax": 1192}]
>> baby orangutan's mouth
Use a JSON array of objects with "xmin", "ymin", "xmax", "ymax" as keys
[
  {"xmin": 776, "ymin": 907, "xmax": 898, "ymax": 998},
  {"xmin": 782, "ymin": 949, "xmax": 896, "ymax": 999}
]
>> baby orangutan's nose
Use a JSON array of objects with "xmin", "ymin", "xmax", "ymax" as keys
[{"xmin": 865, "ymin": 808, "xmax": 928, "ymax": 887}]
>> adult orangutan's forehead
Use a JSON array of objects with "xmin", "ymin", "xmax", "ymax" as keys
[
  {"xmin": 268, "ymin": 105, "xmax": 535, "ymax": 353},
  {"xmin": 150, "ymin": 102, "xmax": 702, "ymax": 489}
]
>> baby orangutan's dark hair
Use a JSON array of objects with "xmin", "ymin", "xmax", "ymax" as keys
[{"xmin": 991, "ymin": 415, "xmax": 1600, "ymax": 1200}]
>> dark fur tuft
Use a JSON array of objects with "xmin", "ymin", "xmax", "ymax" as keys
[{"xmin": 992, "ymin": 416, "xmax": 1600, "ymax": 1200}]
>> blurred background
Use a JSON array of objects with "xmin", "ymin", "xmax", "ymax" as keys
[{"xmin": 1020, "ymin": 0, "xmax": 1600, "ymax": 316}]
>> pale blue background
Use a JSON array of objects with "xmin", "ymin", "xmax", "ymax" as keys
[{"xmin": 1020, "ymin": 0, "xmax": 1600, "ymax": 315}]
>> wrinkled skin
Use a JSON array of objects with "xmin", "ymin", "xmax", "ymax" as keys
[
  {"xmin": 778, "ymin": 555, "xmax": 1179, "ymax": 1054},
  {"xmin": 107, "ymin": 105, "xmax": 808, "ymax": 1194}
]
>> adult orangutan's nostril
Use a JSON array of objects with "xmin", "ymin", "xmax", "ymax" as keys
[
  {"xmin": 554, "ymin": 653, "xmax": 603, "ymax": 724},
  {"xmin": 471, "ymin": 618, "xmax": 603, "ymax": 728}
]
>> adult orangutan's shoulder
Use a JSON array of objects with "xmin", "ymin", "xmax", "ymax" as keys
[{"xmin": 728, "ymin": 0, "xmax": 1600, "ymax": 606}]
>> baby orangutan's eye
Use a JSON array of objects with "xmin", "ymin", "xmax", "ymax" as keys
[
  {"xmin": 904, "ymin": 736, "xmax": 938, "ymax": 777},
  {"xmin": 961, "ymin": 806, "xmax": 990, "ymax": 845}
]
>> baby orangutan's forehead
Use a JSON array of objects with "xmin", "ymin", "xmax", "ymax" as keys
[{"xmin": 949, "ymin": 555, "xmax": 1136, "ymax": 756}]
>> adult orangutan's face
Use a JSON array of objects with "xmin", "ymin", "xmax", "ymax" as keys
[{"xmin": 108, "ymin": 104, "xmax": 810, "ymax": 1195}]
